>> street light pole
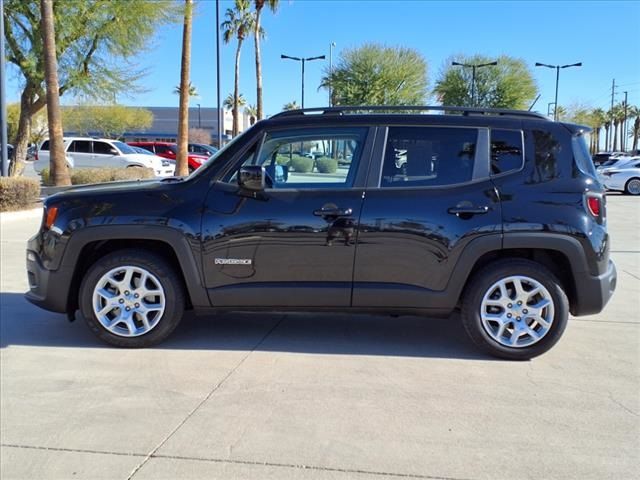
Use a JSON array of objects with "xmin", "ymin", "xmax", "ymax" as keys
[
  {"xmin": 535, "ymin": 62, "xmax": 582, "ymax": 121},
  {"xmin": 281, "ymin": 54, "xmax": 326, "ymax": 109},
  {"xmin": 1, "ymin": 0, "xmax": 9, "ymax": 177},
  {"xmin": 329, "ymin": 42, "xmax": 336, "ymax": 106},
  {"xmin": 451, "ymin": 60, "xmax": 498, "ymax": 107},
  {"xmin": 215, "ymin": 0, "xmax": 222, "ymax": 147},
  {"xmin": 197, "ymin": 103, "xmax": 201, "ymax": 128}
]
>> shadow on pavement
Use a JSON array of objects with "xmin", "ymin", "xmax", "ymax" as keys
[{"xmin": 0, "ymin": 292, "xmax": 491, "ymax": 360}]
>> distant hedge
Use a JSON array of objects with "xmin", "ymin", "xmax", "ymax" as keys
[
  {"xmin": 0, "ymin": 177, "xmax": 40, "ymax": 212},
  {"xmin": 41, "ymin": 167, "xmax": 155, "ymax": 186},
  {"xmin": 289, "ymin": 156, "xmax": 314, "ymax": 173},
  {"xmin": 316, "ymin": 158, "xmax": 338, "ymax": 174}
]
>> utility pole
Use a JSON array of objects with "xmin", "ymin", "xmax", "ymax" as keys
[
  {"xmin": 329, "ymin": 42, "xmax": 336, "ymax": 106},
  {"xmin": 623, "ymin": 91, "xmax": 628, "ymax": 152},
  {"xmin": 610, "ymin": 79, "xmax": 616, "ymax": 151}
]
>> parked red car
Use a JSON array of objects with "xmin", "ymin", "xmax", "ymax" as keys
[{"xmin": 127, "ymin": 142, "xmax": 209, "ymax": 173}]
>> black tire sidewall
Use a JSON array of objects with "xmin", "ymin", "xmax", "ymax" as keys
[
  {"xmin": 625, "ymin": 177, "xmax": 640, "ymax": 195},
  {"xmin": 79, "ymin": 250, "xmax": 184, "ymax": 347},
  {"xmin": 462, "ymin": 260, "xmax": 569, "ymax": 360}
]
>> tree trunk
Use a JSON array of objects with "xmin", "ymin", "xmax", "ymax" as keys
[
  {"xmin": 41, "ymin": 0, "xmax": 71, "ymax": 186},
  {"xmin": 254, "ymin": 8, "xmax": 263, "ymax": 120},
  {"xmin": 233, "ymin": 39, "xmax": 243, "ymax": 137},
  {"xmin": 633, "ymin": 118, "xmax": 639, "ymax": 151},
  {"xmin": 613, "ymin": 121, "xmax": 620, "ymax": 151},
  {"xmin": 176, "ymin": 0, "xmax": 193, "ymax": 177},
  {"xmin": 11, "ymin": 89, "xmax": 34, "ymax": 177}
]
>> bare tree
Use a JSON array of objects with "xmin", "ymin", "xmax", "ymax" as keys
[{"xmin": 40, "ymin": 0, "xmax": 70, "ymax": 186}]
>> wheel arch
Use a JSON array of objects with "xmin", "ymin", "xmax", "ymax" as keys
[{"xmin": 63, "ymin": 226, "xmax": 210, "ymax": 313}]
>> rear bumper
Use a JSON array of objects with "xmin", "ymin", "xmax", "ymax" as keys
[
  {"xmin": 25, "ymin": 248, "xmax": 72, "ymax": 313},
  {"xmin": 571, "ymin": 259, "xmax": 617, "ymax": 316}
]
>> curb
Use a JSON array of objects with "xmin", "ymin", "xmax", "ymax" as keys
[{"xmin": 0, "ymin": 207, "xmax": 43, "ymax": 222}]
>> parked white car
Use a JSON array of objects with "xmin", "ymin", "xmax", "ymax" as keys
[
  {"xmin": 600, "ymin": 159, "xmax": 640, "ymax": 195},
  {"xmin": 34, "ymin": 137, "xmax": 175, "ymax": 177}
]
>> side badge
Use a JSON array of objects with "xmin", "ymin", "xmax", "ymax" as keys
[{"xmin": 215, "ymin": 258, "xmax": 253, "ymax": 265}]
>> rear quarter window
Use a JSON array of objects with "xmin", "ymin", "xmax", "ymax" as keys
[{"xmin": 572, "ymin": 134, "xmax": 597, "ymax": 177}]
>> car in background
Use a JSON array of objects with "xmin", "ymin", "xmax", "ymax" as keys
[
  {"xmin": 127, "ymin": 141, "xmax": 209, "ymax": 173},
  {"xmin": 188, "ymin": 143, "xmax": 218, "ymax": 156},
  {"xmin": 34, "ymin": 137, "xmax": 175, "ymax": 177},
  {"xmin": 592, "ymin": 152, "xmax": 612, "ymax": 166},
  {"xmin": 597, "ymin": 155, "xmax": 638, "ymax": 172},
  {"xmin": 600, "ymin": 159, "xmax": 640, "ymax": 195}
]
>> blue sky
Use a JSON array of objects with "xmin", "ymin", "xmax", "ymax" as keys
[{"xmin": 6, "ymin": 0, "xmax": 640, "ymax": 116}]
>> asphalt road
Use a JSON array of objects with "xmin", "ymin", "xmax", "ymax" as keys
[{"xmin": 1, "ymin": 196, "xmax": 638, "ymax": 480}]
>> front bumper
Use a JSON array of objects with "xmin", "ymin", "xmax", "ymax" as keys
[
  {"xmin": 572, "ymin": 259, "xmax": 617, "ymax": 316},
  {"xmin": 25, "ymin": 249, "xmax": 73, "ymax": 313}
]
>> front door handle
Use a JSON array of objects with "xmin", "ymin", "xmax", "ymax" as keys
[
  {"xmin": 313, "ymin": 207, "xmax": 353, "ymax": 217},
  {"xmin": 448, "ymin": 205, "xmax": 489, "ymax": 215}
]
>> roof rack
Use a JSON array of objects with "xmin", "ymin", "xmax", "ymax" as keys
[{"xmin": 270, "ymin": 105, "xmax": 549, "ymax": 121}]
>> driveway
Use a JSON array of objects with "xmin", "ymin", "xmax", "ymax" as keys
[{"xmin": 1, "ymin": 195, "xmax": 638, "ymax": 480}]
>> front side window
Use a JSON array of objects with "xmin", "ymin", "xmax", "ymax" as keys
[
  {"xmin": 93, "ymin": 141, "xmax": 114, "ymax": 155},
  {"xmin": 381, "ymin": 127, "xmax": 477, "ymax": 187},
  {"xmin": 226, "ymin": 128, "xmax": 366, "ymax": 188},
  {"xmin": 491, "ymin": 129, "xmax": 524, "ymax": 175}
]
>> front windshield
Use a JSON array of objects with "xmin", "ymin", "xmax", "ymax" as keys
[{"xmin": 113, "ymin": 141, "xmax": 136, "ymax": 154}]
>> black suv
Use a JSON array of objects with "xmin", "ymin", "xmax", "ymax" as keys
[{"xmin": 26, "ymin": 106, "xmax": 617, "ymax": 359}]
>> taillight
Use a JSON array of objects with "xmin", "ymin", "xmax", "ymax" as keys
[
  {"xmin": 587, "ymin": 197, "xmax": 600, "ymax": 216},
  {"xmin": 44, "ymin": 206, "xmax": 58, "ymax": 229}
]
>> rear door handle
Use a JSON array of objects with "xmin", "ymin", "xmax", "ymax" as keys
[
  {"xmin": 447, "ymin": 206, "xmax": 489, "ymax": 215},
  {"xmin": 313, "ymin": 207, "xmax": 353, "ymax": 217}
]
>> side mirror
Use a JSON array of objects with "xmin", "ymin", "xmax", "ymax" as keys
[
  {"xmin": 109, "ymin": 148, "xmax": 119, "ymax": 155},
  {"xmin": 238, "ymin": 165, "xmax": 265, "ymax": 191}
]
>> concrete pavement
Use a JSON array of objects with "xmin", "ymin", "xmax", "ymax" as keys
[{"xmin": 1, "ymin": 196, "xmax": 638, "ymax": 480}]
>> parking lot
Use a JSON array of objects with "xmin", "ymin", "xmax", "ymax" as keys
[{"xmin": 0, "ymin": 195, "xmax": 638, "ymax": 480}]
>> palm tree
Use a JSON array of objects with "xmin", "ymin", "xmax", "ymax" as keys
[
  {"xmin": 589, "ymin": 108, "xmax": 607, "ymax": 153},
  {"xmin": 40, "ymin": 0, "xmax": 71, "ymax": 186},
  {"xmin": 628, "ymin": 106, "xmax": 640, "ymax": 152},
  {"xmin": 224, "ymin": 93, "xmax": 246, "ymax": 111},
  {"xmin": 176, "ymin": 0, "xmax": 194, "ymax": 176},
  {"xmin": 253, "ymin": 0, "xmax": 278, "ymax": 121},
  {"xmin": 282, "ymin": 100, "xmax": 299, "ymax": 111},
  {"xmin": 611, "ymin": 103, "xmax": 625, "ymax": 152},
  {"xmin": 222, "ymin": 0, "xmax": 255, "ymax": 137},
  {"xmin": 245, "ymin": 104, "xmax": 257, "ymax": 125},
  {"xmin": 173, "ymin": 81, "xmax": 199, "ymax": 98}
]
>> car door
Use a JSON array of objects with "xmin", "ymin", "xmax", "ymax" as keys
[
  {"xmin": 91, "ymin": 140, "xmax": 119, "ymax": 168},
  {"xmin": 353, "ymin": 125, "xmax": 503, "ymax": 310},
  {"xmin": 201, "ymin": 126, "xmax": 375, "ymax": 307},
  {"xmin": 66, "ymin": 139, "xmax": 93, "ymax": 168}
]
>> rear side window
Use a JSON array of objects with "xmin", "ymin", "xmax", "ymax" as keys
[
  {"xmin": 40, "ymin": 140, "xmax": 50, "ymax": 151},
  {"xmin": 69, "ymin": 140, "xmax": 92, "ymax": 153},
  {"xmin": 572, "ymin": 134, "xmax": 597, "ymax": 177},
  {"xmin": 491, "ymin": 129, "xmax": 524, "ymax": 175},
  {"xmin": 381, "ymin": 127, "xmax": 477, "ymax": 187}
]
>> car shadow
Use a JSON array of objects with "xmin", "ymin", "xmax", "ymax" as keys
[{"xmin": 0, "ymin": 292, "xmax": 494, "ymax": 361}]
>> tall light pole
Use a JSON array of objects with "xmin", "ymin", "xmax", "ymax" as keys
[
  {"xmin": 623, "ymin": 91, "xmax": 628, "ymax": 152},
  {"xmin": 1, "ymin": 0, "xmax": 9, "ymax": 176},
  {"xmin": 281, "ymin": 54, "xmax": 326, "ymax": 109},
  {"xmin": 451, "ymin": 60, "xmax": 498, "ymax": 107},
  {"xmin": 329, "ymin": 42, "xmax": 336, "ymax": 106},
  {"xmin": 535, "ymin": 62, "xmax": 582, "ymax": 121},
  {"xmin": 215, "ymin": 0, "xmax": 222, "ymax": 147}
]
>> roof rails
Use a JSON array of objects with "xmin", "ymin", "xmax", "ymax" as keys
[{"xmin": 271, "ymin": 105, "xmax": 549, "ymax": 121}]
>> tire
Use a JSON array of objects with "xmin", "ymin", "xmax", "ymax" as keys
[
  {"xmin": 461, "ymin": 259, "xmax": 569, "ymax": 360},
  {"xmin": 79, "ymin": 249, "xmax": 185, "ymax": 347},
  {"xmin": 624, "ymin": 177, "xmax": 640, "ymax": 195}
]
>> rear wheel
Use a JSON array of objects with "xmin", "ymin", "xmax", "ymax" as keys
[
  {"xmin": 624, "ymin": 177, "xmax": 640, "ymax": 195},
  {"xmin": 461, "ymin": 259, "xmax": 569, "ymax": 360},
  {"xmin": 79, "ymin": 249, "xmax": 185, "ymax": 347}
]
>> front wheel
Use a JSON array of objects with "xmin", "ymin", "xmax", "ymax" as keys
[
  {"xmin": 461, "ymin": 259, "xmax": 569, "ymax": 360},
  {"xmin": 79, "ymin": 249, "xmax": 185, "ymax": 347}
]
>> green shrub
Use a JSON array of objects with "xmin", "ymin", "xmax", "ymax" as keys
[
  {"xmin": 0, "ymin": 177, "xmax": 41, "ymax": 212},
  {"xmin": 289, "ymin": 155, "xmax": 314, "ymax": 173},
  {"xmin": 41, "ymin": 167, "xmax": 154, "ymax": 186},
  {"xmin": 316, "ymin": 158, "xmax": 338, "ymax": 174},
  {"xmin": 275, "ymin": 154, "xmax": 291, "ymax": 166}
]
